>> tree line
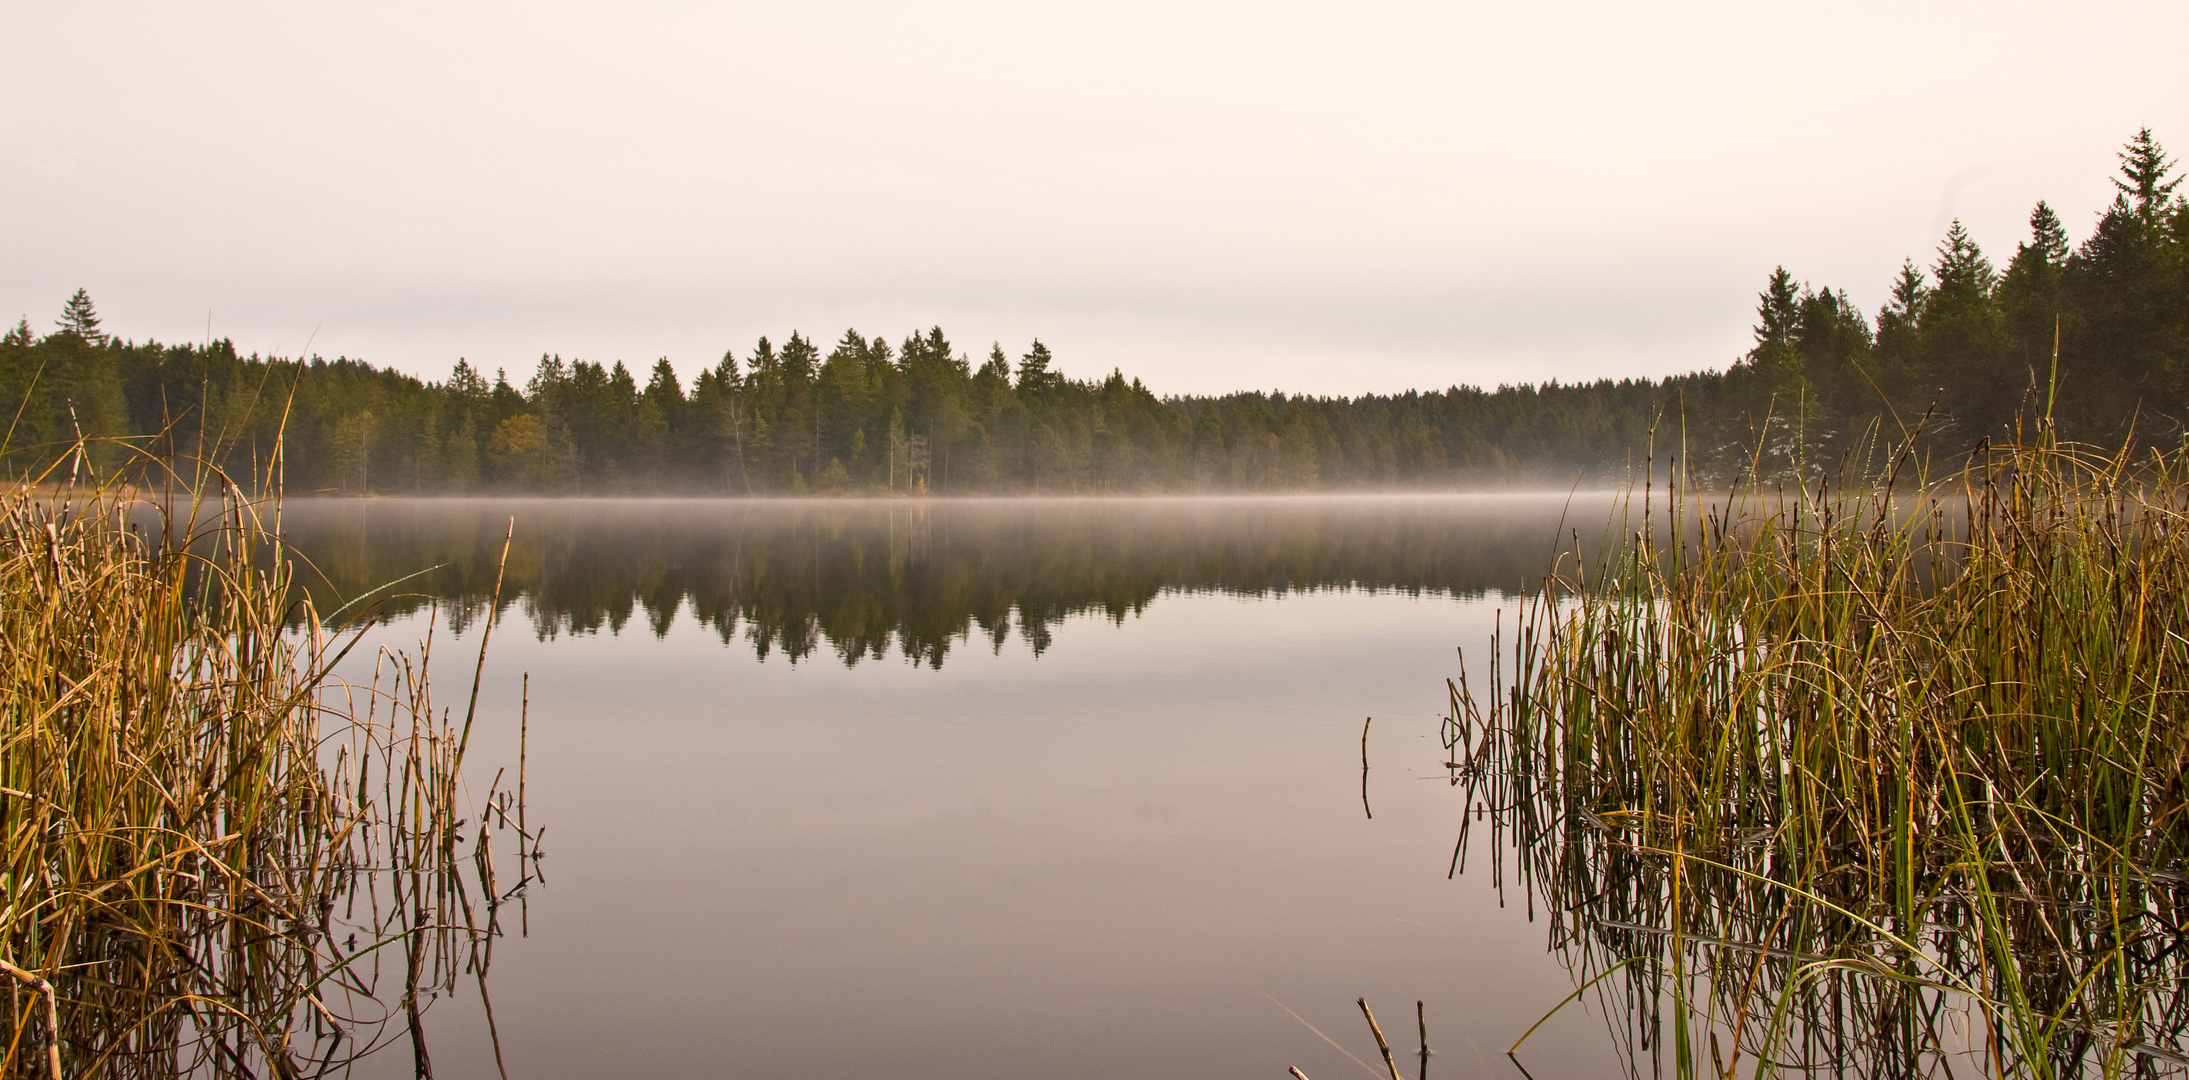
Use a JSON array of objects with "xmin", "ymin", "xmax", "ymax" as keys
[{"xmin": 5, "ymin": 129, "xmax": 2182, "ymax": 494}]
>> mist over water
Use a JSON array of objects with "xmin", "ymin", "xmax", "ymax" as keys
[
  {"xmin": 301, "ymin": 495, "xmax": 1640, "ymax": 1079},
  {"xmin": 284, "ymin": 493, "xmax": 1617, "ymax": 662}
]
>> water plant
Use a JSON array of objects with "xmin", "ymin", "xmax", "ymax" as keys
[
  {"xmin": 1450, "ymin": 430, "xmax": 2189, "ymax": 1078},
  {"xmin": 0, "ymin": 445, "xmax": 533, "ymax": 1078}
]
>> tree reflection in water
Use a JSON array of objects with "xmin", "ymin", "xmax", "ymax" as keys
[
  {"xmin": 275, "ymin": 495, "xmax": 1608, "ymax": 667},
  {"xmin": 1444, "ymin": 456, "xmax": 2189, "ymax": 1079}
]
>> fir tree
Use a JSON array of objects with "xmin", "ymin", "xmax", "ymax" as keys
[
  {"xmin": 1875, "ymin": 260, "xmax": 1928, "ymax": 373},
  {"xmin": 1747, "ymin": 267, "xmax": 1803, "ymax": 382},
  {"xmin": 56, "ymin": 289, "xmax": 105, "ymax": 345},
  {"xmin": 2114, "ymin": 128, "xmax": 2182, "ymax": 221},
  {"xmin": 2065, "ymin": 130, "xmax": 2188, "ymax": 423},
  {"xmin": 2026, "ymin": 201, "xmax": 2070, "ymax": 264},
  {"xmin": 447, "ymin": 358, "xmax": 489, "ymax": 400},
  {"xmin": 1018, "ymin": 339, "xmax": 1057, "ymax": 394},
  {"xmin": 1999, "ymin": 202, "xmax": 2071, "ymax": 382},
  {"xmin": 1792, "ymin": 286, "xmax": 1872, "ymax": 448},
  {"xmin": 1919, "ymin": 222, "xmax": 2011, "ymax": 435}
]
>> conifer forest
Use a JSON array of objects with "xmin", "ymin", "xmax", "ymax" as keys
[{"xmin": 6, "ymin": 130, "xmax": 2184, "ymax": 495}]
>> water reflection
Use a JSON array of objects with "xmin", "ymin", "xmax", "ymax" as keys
[
  {"xmin": 280, "ymin": 495, "xmax": 1609, "ymax": 666},
  {"xmin": 1448, "ymin": 628, "xmax": 2189, "ymax": 1079},
  {"xmin": 262, "ymin": 492, "xmax": 1778, "ymax": 1079}
]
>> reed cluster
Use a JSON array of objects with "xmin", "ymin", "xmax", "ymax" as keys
[
  {"xmin": 0, "ymin": 454, "xmax": 531, "ymax": 1078},
  {"xmin": 1451, "ymin": 436, "xmax": 2189, "ymax": 1078}
]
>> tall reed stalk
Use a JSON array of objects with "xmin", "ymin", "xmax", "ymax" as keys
[
  {"xmin": 0, "ymin": 445, "xmax": 532, "ymax": 1079},
  {"xmin": 1453, "ymin": 433, "xmax": 2189, "ymax": 1078}
]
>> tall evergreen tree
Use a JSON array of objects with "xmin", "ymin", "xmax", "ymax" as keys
[
  {"xmin": 1793, "ymin": 286, "xmax": 1873, "ymax": 450},
  {"xmin": 1874, "ymin": 259, "xmax": 1929, "ymax": 394},
  {"xmin": 55, "ymin": 289, "xmax": 105, "ymax": 345},
  {"xmin": 1747, "ymin": 267, "xmax": 1803, "ymax": 383},
  {"xmin": 2115, "ymin": 128, "xmax": 2183, "ymax": 221},
  {"xmin": 1918, "ymin": 221, "xmax": 2011, "ymax": 437},
  {"xmin": 1999, "ymin": 202, "xmax": 2071, "ymax": 398},
  {"xmin": 39, "ymin": 290, "xmax": 128, "ymax": 458},
  {"xmin": 2066, "ymin": 130, "xmax": 2186, "ymax": 430},
  {"xmin": 1018, "ymin": 339, "xmax": 1058, "ymax": 394}
]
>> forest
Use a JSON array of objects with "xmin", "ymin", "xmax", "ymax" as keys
[{"xmin": 4, "ymin": 129, "xmax": 2183, "ymax": 495}]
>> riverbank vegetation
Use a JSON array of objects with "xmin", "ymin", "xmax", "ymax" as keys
[
  {"xmin": 1450, "ymin": 430, "xmax": 2189, "ymax": 1076},
  {"xmin": 3, "ymin": 131, "xmax": 2180, "ymax": 496},
  {"xmin": 0, "ymin": 453, "xmax": 531, "ymax": 1077}
]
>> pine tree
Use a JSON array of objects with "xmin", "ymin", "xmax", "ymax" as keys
[
  {"xmin": 2064, "ymin": 130, "xmax": 2188, "ymax": 427},
  {"xmin": 36, "ymin": 290, "xmax": 128, "ymax": 457},
  {"xmin": 1999, "ymin": 202, "xmax": 2071, "ymax": 387},
  {"xmin": 1018, "ymin": 339, "xmax": 1056, "ymax": 393},
  {"xmin": 1792, "ymin": 286, "xmax": 1873, "ymax": 448},
  {"xmin": 1918, "ymin": 222, "xmax": 2011, "ymax": 435},
  {"xmin": 643, "ymin": 358, "xmax": 685, "ymax": 413},
  {"xmin": 448, "ymin": 358, "xmax": 489, "ymax": 400},
  {"xmin": 2027, "ymin": 201, "xmax": 2070, "ymax": 264},
  {"xmin": 1875, "ymin": 260, "xmax": 1928, "ymax": 374},
  {"xmin": 1747, "ymin": 268, "xmax": 1803, "ymax": 381},
  {"xmin": 490, "ymin": 369, "xmax": 524, "ymax": 423},
  {"xmin": 2114, "ymin": 128, "xmax": 2182, "ymax": 221},
  {"xmin": 691, "ymin": 349, "xmax": 751, "ymax": 492},
  {"xmin": 780, "ymin": 332, "xmax": 819, "ymax": 382},
  {"xmin": 974, "ymin": 345, "xmax": 1016, "ymax": 431},
  {"xmin": 56, "ymin": 289, "xmax": 105, "ymax": 345},
  {"xmin": 0, "ymin": 320, "xmax": 39, "ymax": 469}
]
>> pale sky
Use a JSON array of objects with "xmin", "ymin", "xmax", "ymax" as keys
[{"xmin": 3, "ymin": 1, "xmax": 2184, "ymax": 397}]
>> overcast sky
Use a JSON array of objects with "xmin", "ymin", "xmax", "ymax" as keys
[{"xmin": 3, "ymin": 2, "xmax": 2184, "ymax": 397}]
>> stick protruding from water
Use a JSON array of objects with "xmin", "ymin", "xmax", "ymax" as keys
[
  {"xmin": 1358, "ymin": 998, "xmax": 1402, "ymax": 1080},
  {"xmin": 1360, "ymin": 717, "xmax": 1372, "ymax": 820}
]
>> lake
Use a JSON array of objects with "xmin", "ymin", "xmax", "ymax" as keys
[{"xmin": 287, "ymin": 494, "xmax": 1640, "ymax": 1079}]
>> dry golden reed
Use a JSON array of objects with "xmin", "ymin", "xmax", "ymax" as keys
[
  {"xmin": 1453, "ymin": 433, "xmax": 2189, "ymax": 1079},
  {"xmin": 0, "ymin": 443, "xmax": 531, "ymax": 1079}
]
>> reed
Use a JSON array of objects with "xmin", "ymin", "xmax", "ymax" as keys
[
  {"xmin": 0, "ymin": 446, "xmax": 530, "ymax": 1078},
  {"xmin": 1451, "ymin": 432, "xmax": 2189, "ymax": 1078}
]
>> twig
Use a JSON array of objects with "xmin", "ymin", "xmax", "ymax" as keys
[
  {"xmin": 0, "ymin": 959, "xmax": 65, "ymax": 1080},
  {"xmin": 1250, "ymin": 985, "xmax": 1386, "ymax": 1079},
  {"xmin": 1360, "ymin": 717, "xmax": 1372, "ymax": 820},
  {"xmin": 1358, "ymin": 998, "xmax": 1403, "ymax": 1080}
]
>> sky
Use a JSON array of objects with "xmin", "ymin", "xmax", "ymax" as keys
[{"xmin": 3, "ymin": 1, "xmax": 2184, "ymax": 398}]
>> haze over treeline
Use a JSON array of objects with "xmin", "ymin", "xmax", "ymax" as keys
[
  {"xmin": 276, "ymin": 498, "xmax": 1596, "ymax": 665},
  {"xmin": 5, "ymin": 131, "xmax": 2184, "ymax": 495}
]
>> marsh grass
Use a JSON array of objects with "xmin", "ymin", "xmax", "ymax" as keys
[
  {"xmin": 1451, "ymin": 431, "xmax": 2189, "ymax": 1078},
  {"xmin": 0, "ymin": 442, "xmax": 532, "ymax": 1078}
]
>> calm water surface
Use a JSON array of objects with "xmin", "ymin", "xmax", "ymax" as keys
[{"xmin": 293, "ymin": 496, "xmax": 1634, "ymax": 1079}]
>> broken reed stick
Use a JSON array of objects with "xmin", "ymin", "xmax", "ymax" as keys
[
  {"xmin": 1357, "ymin": 998, "xmax": 1403, "ymax": 1080},
  {"xmin": 1288, "ymin": 1069, "xmax": 1312, "ymax": 1080},
  {"xmin": 518, "ymin": 672, "xmax": 529, "ymax": 853},
  {"xmin": 1360, "ymin": 717, "xmax": 1372, "ymax": 819},
  {"xmin": 0, "ymin": 958, "xmax": 64, "ymax": 1080},
  {"xmin": 1417, "ymin": 1000, "xmax": 1428, "ymax": 1057}
]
